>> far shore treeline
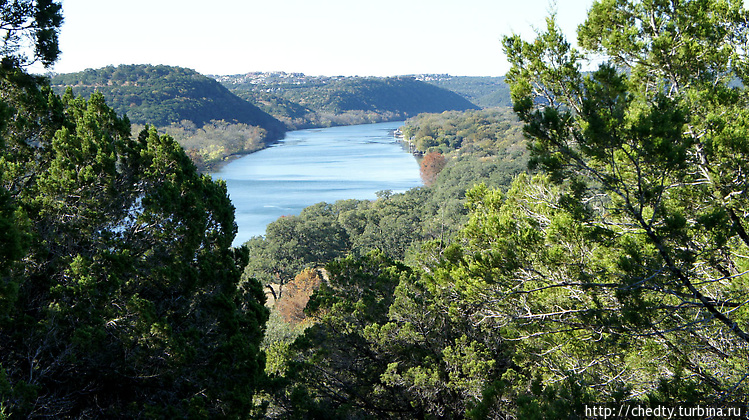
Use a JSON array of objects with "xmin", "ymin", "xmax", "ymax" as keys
[{"xmin": 3, "ymin": 0, "xmax": 749, "ymax": 418}]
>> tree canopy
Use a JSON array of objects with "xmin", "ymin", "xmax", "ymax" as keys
[
  {"xmin": 500, "ymin": 0, "xmax": 749, "ymax": 402},
  {"xmin": 0, "ymin": 51, "xmax": 268, "ymax": 420}
]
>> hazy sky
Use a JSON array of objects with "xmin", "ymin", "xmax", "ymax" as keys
[{"xmin": 48, "ymin": 0, "xmax": 595, "ymax": 77}]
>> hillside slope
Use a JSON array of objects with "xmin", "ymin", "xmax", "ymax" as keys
[
  {"xmin": 218, "ymin": 73, "xmax": 480, "ymax": 129},
  {"xmin": 50, "ymin": 64, "xmax": 286, "ymax": 138},
  {"xmin": 293, "ymin": 77, "xmax": 480, "ymax": 115},
  {"xmin": 413, "ymin": 74, "xmax": 512, "ymax": 108}
]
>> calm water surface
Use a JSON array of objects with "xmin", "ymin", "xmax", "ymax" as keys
[{"xmin": 211, "ymin": 121, "xmax": 422, "ymax": 246}]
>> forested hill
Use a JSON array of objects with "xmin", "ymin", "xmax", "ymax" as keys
[
  {"xmin": 49, "ymin": 64, "xmax": 285, "ymax": 137},
  {"xmin": 299, "ymin": 76, "xmax": 480, "ymax": 115},
  {"xmin": 412, "ymin": 74, "xmax": 511, "ymax": 108},
  {"xmin": 217, "ymin": 73, "xmax": 480, "ymax": 129}
]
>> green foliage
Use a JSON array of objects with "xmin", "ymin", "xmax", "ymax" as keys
[
  {"xmin": 500, "ymin": 0, "xmax": 749, "ymax": 404},
  {"xmin": 51, "ymin": 65, "xmax": 283, "ymax": 132},
  {"xmin": 266, "ymin": 245, "xmax": 517, "ymax": 418},
  {"xmin": 137, "ymin": 118, "xmax": 270, "ymax": 172},
  {"xmin": 304, "ymin": 77, "xmax": 479, "ymax": 115},
  {"xmin": 235, "ymin": 89, "xmax": 317, "ymax": 130},
  {"xmin": 244, "ymin": 203, "xmax": 351, "ymax": 290},
  {"xmin": 51, "ymin": 64, "xmax": 287, "ymax": 171},
  {"xmin": 0, "ymin": 65, "xmax": 269, "ymax": 417},
  {"xmin": 401, "ymin": 108, "xmax": 526, "ymax": 157},
  {"xmin": 269, "ymin": 252, "xmax": 426, "ymax": 418}
]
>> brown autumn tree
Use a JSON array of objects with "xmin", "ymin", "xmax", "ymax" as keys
[
  {"xmin": 275, "ymin": 268, "xmax": 323, "ymax": 326},
  {"xmin": 420, "ymin": 151, "xmax": 447, "ymax": 186}
]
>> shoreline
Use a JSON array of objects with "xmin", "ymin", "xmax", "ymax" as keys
[{"xmin": 200, "ymin": 119, "xmax": 412, "ymax": 174}]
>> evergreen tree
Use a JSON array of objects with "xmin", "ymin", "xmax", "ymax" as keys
[
  {"xmin": 497, "ymin": 0, "xmax": 749, "ymax": 404},
  {"xmin": 0, "ymin": 64, "xmax": 268, "ymax": 418}
]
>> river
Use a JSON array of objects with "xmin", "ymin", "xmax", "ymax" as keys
[{"xmin": 211, "ymin": 121, "xmax": 423, "ymax": 246}]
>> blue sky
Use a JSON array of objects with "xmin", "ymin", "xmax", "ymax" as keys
[{"xmin": 50, "ymin": 0, "xmax": 595, "ymax": 77}]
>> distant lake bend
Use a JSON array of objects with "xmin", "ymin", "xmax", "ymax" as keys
[{"xmin": 210, "ymin": 121, "xmax": 423, "ymax": 247}]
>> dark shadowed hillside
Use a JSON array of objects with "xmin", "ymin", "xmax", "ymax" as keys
[
  {"xmin": 293, "ymin": 76, "xmax": 480, "ymax": 115},
  {"xmin": 218, "ymin": 72, "xmax": 480, "ymax": 129},
  {"xmin": 412, "ymin": 74, "xmax": 512, "ymax": 108}
]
